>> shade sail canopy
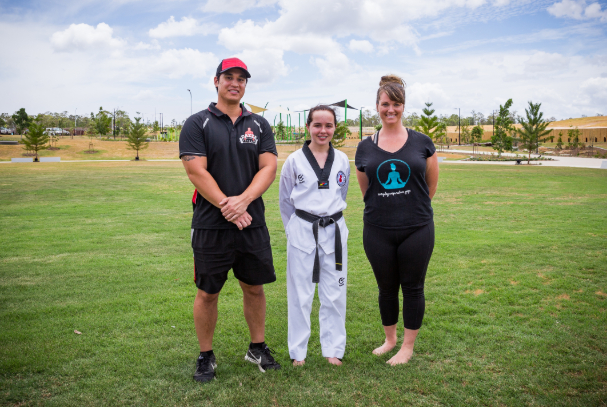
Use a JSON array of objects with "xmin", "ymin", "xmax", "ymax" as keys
[
  {"xmin": 268, "ymin": 106, "xmax": 291, "ymax": 114},
  {"xmin": 245, "ymin": 103, "xmax": 268, "ymax": 114},
  {"xmin": 329, "ymin": 100, "xmax": 358, "ymax": 110}
]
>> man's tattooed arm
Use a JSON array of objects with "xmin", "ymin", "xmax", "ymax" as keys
[{"xmin": 181, "ymin": 155, "xmax": 197, "ymax": 162}]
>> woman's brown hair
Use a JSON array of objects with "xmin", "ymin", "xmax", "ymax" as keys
[{"xmin": 376, "ymin": 74, "xmax": 406, "ymax": 106}]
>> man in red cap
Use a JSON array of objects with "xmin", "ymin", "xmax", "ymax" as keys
[{"xmin": 180, "ymin": 57, "xmax": 281, "ymax": 383}]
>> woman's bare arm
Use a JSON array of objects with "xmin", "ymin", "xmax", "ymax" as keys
[
  {"xmin": 356, "ymin": 169, "xmax": 369, "ymax": 197},
  {"xmin": 425, "ymin": 153, "xmax": 439, "ymax": 199}
]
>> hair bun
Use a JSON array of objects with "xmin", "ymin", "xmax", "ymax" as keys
[{"xmin": 379, "ymin": 75, "xmax": 405, "ymax": 88}]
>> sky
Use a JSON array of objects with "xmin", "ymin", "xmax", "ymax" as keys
[{"xmin": 1, "ymin": 0, "xmax": 606, "ymax": 126}]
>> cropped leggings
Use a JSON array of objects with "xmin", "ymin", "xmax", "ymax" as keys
[{"xmin": 363, "ymin": 221, "xmax": 435, "ymax": 330}]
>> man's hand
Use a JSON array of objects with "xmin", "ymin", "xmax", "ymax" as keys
[
  {"xmin": 220, "ymin": 195, "xmax": 251, "ymax": 222},
  {"xmin": 231, "ymin": 211, "xmax": 252, "ymax": 230}
]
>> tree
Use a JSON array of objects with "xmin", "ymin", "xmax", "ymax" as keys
[
  {"xmin": 471, "ymin": 125, "xmax": 484, "ymax": 144},
  {"xmin": 415, "ymin": 102, "xmax": 439, "ymax": 138},
  {"xmin": 92, "ymin": 107, "xmax": 112, "ymax": 137},
  {"xmin": 332, "ymin": 122, "xmax": 351, "ymax": 148},
  {"xmin": 274, "ymin": 120, "xmax": 287, "ymax": 140},
  {"xmin": 514, "ymin": 101, "xmax": 552, "ymax": 164},
  {"xmin": 12, "ymin": 108, "xmax": 32, "ymax": 135},
  {"xmin": 127, "ymin": 117, "xmax": 149, "ymax": 160},
  {"xmin": 22, "ymin": 122, "xmax": 49, "ymax": 161},
  {"xmin": 460, "ymin": 119, "xmax": 471, "ymax": 144},
  {"xmin": 567, "ymin": 126, "xmax": 581, "ymax": 155},
  {"xmin": 402, "ymin": 112, "xmax": 420, "ymax": 128},
  {"xmin": 114, "ymin": 110, "xmax": 131, "ymax": 139},
  {"xmin": 433, "ymin": 122, "xmax": 447, "ymax": 148},
  {"xmin": 491, "ymin": 99, "xmax": 515, "ymax": 157},
  {"xmin": 555, "ymin": 131, "xmax": 563, "ymax": 151}
]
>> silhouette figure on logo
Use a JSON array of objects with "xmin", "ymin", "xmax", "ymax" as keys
[{"xmin": 381, "ymin": 163, "xmax": 407, "ymax": 189}]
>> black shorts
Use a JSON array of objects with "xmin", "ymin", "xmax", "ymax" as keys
[{"xmin": 192, "ymin": 226, "xmax": 276, "ymax": 294}]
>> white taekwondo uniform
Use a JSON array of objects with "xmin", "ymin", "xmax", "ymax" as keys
[{"xmin": 279, "ymin": 141, "xmax": 350, "ymax": 361}]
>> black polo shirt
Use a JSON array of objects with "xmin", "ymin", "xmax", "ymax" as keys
[{"xmin": 179, "ymin": 102, "xmax": 277, "ymax": 230}]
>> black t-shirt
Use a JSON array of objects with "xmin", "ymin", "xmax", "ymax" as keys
[
  {"xmin": 355, "ymin": 129, "xmax": 436, "ymax": 229},
  {"xmin": 179, "ymin": 103, "xmax": 277, "ymax": 229}
]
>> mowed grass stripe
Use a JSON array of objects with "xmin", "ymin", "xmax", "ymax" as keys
[{"xmin": 1, "ymin": 161, "xmax": 606, "ymax": 406}]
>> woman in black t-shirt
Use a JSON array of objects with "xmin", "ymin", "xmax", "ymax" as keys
[{"xmin": 355, "ymin": 74, "xmax": 439, "ymax": 366}]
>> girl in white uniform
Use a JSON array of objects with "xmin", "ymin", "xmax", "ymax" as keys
[{"xmin": 279, "ymin": 105, "xmax": 350, "ymax": 366}]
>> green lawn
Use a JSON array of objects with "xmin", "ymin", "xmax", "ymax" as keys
[{"xmin": 1, "ymin": 161, "xmax": 606, "ymax": 406}]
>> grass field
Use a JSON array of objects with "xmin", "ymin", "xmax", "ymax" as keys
[
  {"xmin": 0, "ymin": 137, "xmax": 467, "ymax": 162},
  {"xmin": 1, "ymin": 161, "xmax": 606, "ymax": 406}
]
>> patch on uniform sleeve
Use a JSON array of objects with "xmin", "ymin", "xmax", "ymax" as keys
[{"xmin": 336, "ymin": 171, "xmax": 347, "ymax": 187}]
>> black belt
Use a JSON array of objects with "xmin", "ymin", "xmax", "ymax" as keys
[{"xmin": 295, "ymin": 209, "xmax": 343, "ymax": 283}]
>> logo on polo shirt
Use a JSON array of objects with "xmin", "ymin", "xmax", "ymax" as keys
[{"xmin": 240, "ymin": 128, "xmax": 258, "ymax": 145}]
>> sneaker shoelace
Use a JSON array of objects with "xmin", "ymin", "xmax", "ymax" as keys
[{"xmin": 261, "ymin": 346, "xmax": 277, "ymax": 363}]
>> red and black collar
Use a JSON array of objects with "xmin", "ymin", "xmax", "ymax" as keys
[{"xmin": 207, "ymin": 102, "xmax": 251, "ymax": 118}]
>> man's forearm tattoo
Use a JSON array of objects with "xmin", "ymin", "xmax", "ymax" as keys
[{"xmin": 182, "ymin": 155, "xmax": 197, "ymax": 161}]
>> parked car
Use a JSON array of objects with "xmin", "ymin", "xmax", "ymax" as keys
[
  {"xmin": 0, "ymin": 127, "xmax": 11, "ymax": 134},
  {"xmin": 44, "ymin": 127, "xmax": 71, "ymax": 136}
]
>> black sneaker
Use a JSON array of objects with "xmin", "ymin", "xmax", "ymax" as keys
[
  {"xmin": 193, "ymin": 353, "xmax": 216, "ymax": 383},
  {"xmin": 244, "ymin": 344, "xmax": 281, "ymax": 372}
]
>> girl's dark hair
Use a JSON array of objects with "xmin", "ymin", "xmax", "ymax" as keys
[
  {"xmin": 306, "ymin": 105, "xmax": 337, "ymax": 126},
  {"xmin": 376, "ymin": 74, "xmax": 406, "ymax": 105}
]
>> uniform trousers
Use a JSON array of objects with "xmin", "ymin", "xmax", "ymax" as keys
[{"xmin": 287, "ymin": 241, "xmax": 347, "ymax": 361}]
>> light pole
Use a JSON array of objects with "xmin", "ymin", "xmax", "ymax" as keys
[
  {"xmin": 187, "ymin": 89, "xmax": 192, "ymax": 116},
  {"xmin": 454, "ymin": 107, "xmax": 460, "ymax": 145}
]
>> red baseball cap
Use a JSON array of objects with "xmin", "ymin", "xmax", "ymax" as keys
[{"xmin": 216, "ymin": 57, "xmax": 251, "ymax": 79}]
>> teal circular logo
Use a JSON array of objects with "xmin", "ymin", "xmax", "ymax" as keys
[{"xmin": 376, "ymin": 159, "xmax": 410, "ymax": 190}]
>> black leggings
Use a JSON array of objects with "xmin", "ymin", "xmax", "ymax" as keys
[{"xmin": 363, "ymin": 221, "xmax": 435, "ymax": 330}]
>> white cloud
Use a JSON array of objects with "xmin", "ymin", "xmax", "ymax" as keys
[
  {"xmin": 202, "ymin": 0, "xmax": 278, "ymax": 13},
  {"xmin": 583, "ymin": 2, "xmax": 607, "ymax": 19},
  {"xmin": 233, "ymin": 49, "xmax": 288, "ymax": 84},
  {"xmin": 524, "ymin": 51, "xmax": 570, "ymax": 73},
  {"xmin": 215, "ymin": 0, "xmax": 524, "ymax": 85},
  {"xmin": 134, "ymin": 40, "xmax": 161, "ymax": 50},
  {"xmin": 50, "ymin": 23, "xmax": 125, "ymax": 52},
  {"xmin": 578, "ymin": 77, "xmax": 607, "ymax": 105},
  {"xmin": 547, "ymin": 0, "xmax": 607, "ymax": 21},
  {"xmin": 311, "ymin": 52, "xmax": 352, "ymax": 83},
  {"xmin": 154, "ymin": 49, "xmax": 219, "ymax": 79},
  {"xmin": 148, "ymin": 16, "xmax": 217, "ymax": 38},
  {"xmin": 218, "ymin": 19, "xmax": 341, "ymax": 54},
  {"xmin": 407, "ymin": 82, "xmax": 450, "ymax": 107},
  {"xmin": 348, "ymin": 39, "xmax": 374, "ymax": 53}
]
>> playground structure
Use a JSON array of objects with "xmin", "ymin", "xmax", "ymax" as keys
[{"xmin": 246, "ymin": 100, "xmax": 365, "ymax": 143}]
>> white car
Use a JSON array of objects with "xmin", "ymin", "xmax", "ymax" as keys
[{"xmin": 44, "ymin": 127, "xmax": 70, "ymax": 136}]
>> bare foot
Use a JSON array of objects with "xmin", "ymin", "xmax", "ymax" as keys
[
  {"xmin": 372, "ymin": 341, "xmax": 396, "ymax": 356},
  {"xmin": 292, "ymin": 360, "xmax": 305, "ymax": 366},
  {"xmin": 386, "ymin": 346, "xmax": 413, "ymax": 365},
  {"xmin": 325, "ymin": 357, "xmax": 342, "ymax": 366}
]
